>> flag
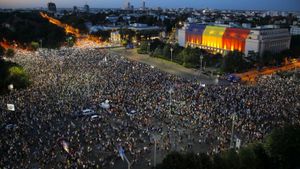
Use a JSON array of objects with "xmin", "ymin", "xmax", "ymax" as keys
[
  {"xmin": 7, "ymin": 104, "xmax": 15, "ymax": 111},
  {"xmin": 118, "ymin": 146, "xmax": 125, "ymax": 161},
  {"xmin": 236, "ymin": 138, "xmax": 241, "ymax": 149},
  {"xmin": 62, "ymin": 140, "xmax": 70, "ymax": 154}
]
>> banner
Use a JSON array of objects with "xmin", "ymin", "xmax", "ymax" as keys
[{"xmin": 7, "ymin": 104, "xmax": 15, "ymax": 111}]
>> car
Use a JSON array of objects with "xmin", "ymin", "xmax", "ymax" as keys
[
  {"xmin": 82, "ymin": 109, "xmax": 95, "ymax": 116},
  {"xmin": 90, "ymin": 115, "xmax": 101, "ymax": 121},
  {"xmin": 227, "ymin": 74, "xmax": 241, "ymax": 83},
  {"xmin": 73, "ymin": 109, "xmax": 97, "ymax": 118}
]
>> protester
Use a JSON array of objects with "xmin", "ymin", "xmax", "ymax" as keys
[{"xmin": 0, "ymin": 47, "xmax": 299, "ymax": 168}]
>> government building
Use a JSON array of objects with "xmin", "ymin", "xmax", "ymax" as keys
[{"xmin": 178, "ymin": 23, "xmax": 291, "ymax": 56}]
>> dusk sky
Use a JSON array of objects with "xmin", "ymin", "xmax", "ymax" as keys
[{"xmin": 0, "ymin": 0, "xmax": 300, "ymax": 11}]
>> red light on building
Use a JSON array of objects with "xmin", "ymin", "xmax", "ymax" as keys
[{"xmin": 222, "ymin": 28, "xmax": 250, "ymax": 52}]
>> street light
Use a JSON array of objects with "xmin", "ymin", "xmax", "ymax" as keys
[
  {"xmin": 8, "ymin": 84, "xmax": 14, "ymax": 91},
  {"xmin": 148, "ymin": 42, "xmax": 151, "ymax": 54},
  {"xmin": 214, "ymin": 75, "xmax": 220, "ymax": 85},
  {"xmin": 168, "ymin": 88, "xmax": 174, "ymax": 113},
  {"xmin": 170, "ymin": 47, "xmax": 174, "ymax": 62},
  {"xmin": 230, "ymin": 113, "xmax": 237, "ymax": 149},
  {"xmin": 39, "ymin": 39, "xmax": 43, "ymax": 48},
  {"xmin": 200, "ymin": 54, "xmax": 204, "ymax": 71},
  {"xmin": 152, "ymin": 134, "xmax": 160, "ymax": 168}
]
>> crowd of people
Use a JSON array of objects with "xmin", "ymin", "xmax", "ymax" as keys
[{"xmin": 0, "ymin": 47, "xmax": 299, "ymax": 169}]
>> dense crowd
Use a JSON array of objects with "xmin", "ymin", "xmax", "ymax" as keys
[{"xmin": 0, "ymin": 47, "xmax": 299, "ymax": 169}]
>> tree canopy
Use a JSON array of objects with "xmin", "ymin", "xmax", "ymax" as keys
[
  {"xmin": 0, "ymin": 60, "xmax": 30, "ymax": 94},
  {"xmin": 157, "ymin": 125, "xmax": 300, "ymax": 169}
]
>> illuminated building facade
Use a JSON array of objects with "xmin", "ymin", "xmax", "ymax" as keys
[{"xmin": 179, "ymin": 23, "xmax": 291, "ymax": 56}]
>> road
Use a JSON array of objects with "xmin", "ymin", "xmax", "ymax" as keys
[
  {"xmin": 236, "ymin": 59, "xmax": 300, "ymax": 83},
  {"xmin": 109, "ymin": 48, "xmax": 218, "ymax": 85}
]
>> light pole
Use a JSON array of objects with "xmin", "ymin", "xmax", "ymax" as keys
[
  {"xmin": 39, "ymin": 39, "xmax": 43, "ymax": 48},
  {"xmin": 152, "ymin": 134, "xmax": 160, "ymax": 168},
  {"xmin": 170, "ymin": 47, "xmax": 174, "ymax": 62},
  {"xmin": 148, "ymin": 42, "xmax": 151, "ymax": 54},
  {"xmin": 200, "ymin": 54, "xmax": 204, "ymax": 71},
  {"xmin": 230, "ymin": 113, "xmax": 237, "ymax": 149},
  {"xmin": 8, "ymin": 84, "xmax": 14, "ymax": 92},
  {"xmin": 214, "ymin": 75, "xmax": 219, "ymax": 85},
  {"xmin": 168, "ymin": 88, "xmax": 174, "ymax": 114}
]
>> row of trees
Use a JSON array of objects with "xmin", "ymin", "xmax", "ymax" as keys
[
  {"xmin": 138, "ymin": 40, "xmax": 252, "ymax": 73},
  {"xmin": 156, "ymin": 125, "xmax": 300, "ymax": 169},
  {"xmin": 138, "ymin": 39, "xmax": 297, "ymax": 73},
  {"xmin": 0, "ymin": 46, "xmax": 15, "ymax": 58}
]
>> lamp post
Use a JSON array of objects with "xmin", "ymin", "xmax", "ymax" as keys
[
  {"xmin": 39, "ymin": 39, "xmax": 43, "ymax": 48},
  {"xmin": 168, "ymin": 88, "xmax": 174, "ymax": 114},
  {"xmin": 152, "ymin": 134, "xmax": 160, "ymax": 168},
  {"xmin": 200, "ymin": 54, "xmax": 204, "ymax": 71},
  {"xmin": 230, "ymin": 113, "xmax": 237, "ymax": 149},
  {"xmin": 148, "ymin": 42, "xmax": 151, "ymax": 54},
  {"xmin": 170, "ymin": 47, "xmax": 174, "ymax": 62},
  {"xmin": 8, "ymin": 84, "xmax": 14, "ymax": 91},
  {"xmin": 214, "ymin": 75, "xmax": 219, "ymax": 85}
]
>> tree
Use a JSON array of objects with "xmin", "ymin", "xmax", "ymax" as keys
[
  {"xmin": 137, "ymin": 41, "xmax": 149, "ymax": 54},
  {"xmin": 204, "ymin": 53, "xmax": 222, "ymax": 68},
  {"xmin": 212, "ymin": 154, "xmax": 226, "ymax": 169},
  {"xmin": 153, "ymin": 47, "xmax": 163, "ymax": 57},
  {"xmin": 149, "ymin": 39, "xmax": 164, "ymax": 53},
  {"xmin": 158, "ymin": 152, "xmax": 212, "ymax": 169},
  {"xmin": 66, "ymin": 36, "xmax": 76, "ymax": 47},
  {"xmin": 156, "ymin": 125, "xmax": 300, "ymax": 169},
  {"xmin": 6, "ymin": 48, "xmax": 15, "ymax": 58},
  {"xmin": 250, "ymin": 143, "xmax": 272, "ymax": 169},
  {"xmin": 239, "ymin": 146, "xmax": 257, "ymax": 169},
  {"xmin": 172, "ymin": 43, "xmax": 184, "ymax": 64},
  {"xmin": 162, "ymin": 44, "xmax": 171, "ymax": 60},
  {"xmin": 159, "ymin": 152, "xmax": 185, "ymax": 169},
  {"xmin": 6, "ymin": 66, "xmax": 30, "ymax": 89},
  {"xmin": 198, "ymin": 153, "xmax": 213, "ymax": 169},
  {"xmin": 290, "ymin": 35, "xmax": 300, "ymax": 57},
  {"xmin": 222, "ymin": 50, "xmax": 250, "ymax": 73},
  {"xmin": 184, "ymin": 153, "xmax": 202, "ymax": 169},
  {"xmin": 0, "ymin": 12, "xmax": 67, "ymax": 49},
  {"xmin": 30, "ymin": 41, "xmax": 39, "ymax": 51},
  {"xmin": 265, "ymin": 125, "xmax": 300, "ymax": 169},
  {"xmin": 0, "ymin": 60, "xmax": 30, "ymax": 94},
  {"xmin": 221, "ymin": 149, "xmax": 240, "ymax": 169},
  {"xmin": 179, "ymin": 47, "xmax": 201, "ymax": 68},
  {"xmin": 260, "ymin": 51, "xmax": 274, "ymax": 66},
  {"xmin": 91, "ymin": 30, "xmax": 110, "ymax": 41},
  {"xmin": 0, "ymin": 45, "xmax": 4, "ymax": 57}
]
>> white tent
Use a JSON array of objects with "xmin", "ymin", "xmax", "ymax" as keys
[{"xmin": 100, "ymin": 100, "xmax": 110, "ymax": 109}]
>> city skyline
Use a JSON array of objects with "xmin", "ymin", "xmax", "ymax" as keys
[{"xmin": 0, "ymin": 0, "xmax": 300, "ymax": 11}]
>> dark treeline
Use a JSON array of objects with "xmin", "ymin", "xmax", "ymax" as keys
[
  {"xmin": 0, "ymin": 11, "xmax": 67, "ymax": 48},
  {"xmin": 157, "ymin": 125, "xmax": 300, "ymax": 169}
]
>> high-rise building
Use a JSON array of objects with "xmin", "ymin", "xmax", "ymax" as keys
[
  {"xmin": 47, "ymin": 2, "xmax": 57, "ymax": 13},
  {"xmin": 142, "ymin": 1, "xmax": 146, "ymax": 10},
  {"xmin": 84, "ymin": 4, "xmax": 90, "ymax": 13},
  {"xmin": 127, "ymin": 2, "xmax": 131, "ymax": 10},
  {"xmin": 73, "ymin": 6, "xmax": 78, "ymax": 13}
]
